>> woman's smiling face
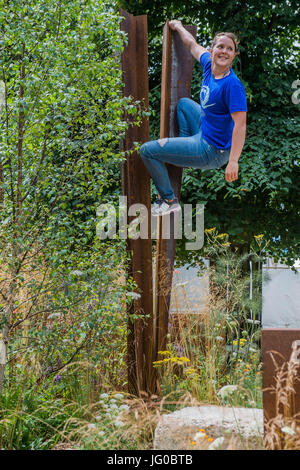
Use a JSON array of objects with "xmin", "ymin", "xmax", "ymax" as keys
[{"xmin": 211, "ymin": 35, "xmax": 236, "ymax": 69}]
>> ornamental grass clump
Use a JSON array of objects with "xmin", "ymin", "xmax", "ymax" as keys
[
  {"xmin": 163, "ymin": 230, "xmax": 263, "ymax": 407},
  {"xmin": 264, "ymin": 353, "xmax": 300, "ymax": 450},
  {"xmin": 63, "ymin": 391, "xmax": 162, "ymax": 450}
]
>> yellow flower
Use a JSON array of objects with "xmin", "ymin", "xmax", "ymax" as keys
[
  {"xmin": 208, "ymin": 438, "xmax": 214, "ymax": 442},
  {"xmin": 153, "ymin": 360, "xmax": 164, "ymax": 366},
  {"xmin": 158, "ymin": 350, "xmax": 172, "ymax": 356},
  {"xmin": 254, "ymin": 234, "xmax": 264, "ymax": 246},
  {"xmin": 216, "ymin": 233, "xmax": 228, "ymax": 239},
  {"xmin": 233, "ymin": 339, "xmax": 246, "ymax": 347},
  {"xmin": 199, "ymin": 429, "xmax": 205, "ymax": 433},
  {"xmin": 185, "ymin": 368, "xmax": 197, "ymax": 375},
  {"xmin": 178, "ymin": 356, "xmax": 190, "ymax": 363},
  {"xmin": 205, "ymin": 227, "xmax": 216, "ymax": 233},
  {"xmin": 191, "ymin": 441, "xmax": 196, "ymax": 446}
]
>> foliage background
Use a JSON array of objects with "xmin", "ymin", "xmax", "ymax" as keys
[
  {"xmin": 0, "ymin": 0, "xmax": 299, "ymax": 450},
  {"xmin": 0, "ymin": 0, "xmax": 136, "ymax": 398},
  {"xmin": 118, "ymin": 0, "xmax": 300, "ymax": 265}
]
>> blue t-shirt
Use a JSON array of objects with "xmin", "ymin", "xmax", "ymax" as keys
[{"xmin": 199, "ymin": 52, "xmax": 247, "ymax": 149}]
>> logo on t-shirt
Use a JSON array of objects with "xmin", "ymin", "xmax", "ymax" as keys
[{"xmin": 200, "ymin": 85, "xmax": 215, "ymax": 109}]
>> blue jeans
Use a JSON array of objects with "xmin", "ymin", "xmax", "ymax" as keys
[{"xmin": 140, "ymin": 97, "xmax": 230, "ymax": 200}]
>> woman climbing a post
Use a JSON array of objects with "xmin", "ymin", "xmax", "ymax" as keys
[{"xmin": 140, "ymin": 20, "xmax": 247, "ymax": 216}]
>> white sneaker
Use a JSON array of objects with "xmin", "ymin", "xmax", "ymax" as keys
[
  {"xmin": 151, "ymin": 197, "xmax": 181, "ymax": 217},
  {"xmin": 151, "ymin": 198, "xmax": 163, "ymax": 215}
]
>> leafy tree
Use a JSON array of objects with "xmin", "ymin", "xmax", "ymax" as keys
[
  {"xmin": 118, "ymin": 0, "xmax": 300, "ymax": 264},
  {"xmin": 0, "ymin": 0, "xmax": 133, "ymax": 391}
]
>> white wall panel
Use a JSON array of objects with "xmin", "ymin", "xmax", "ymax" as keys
[{"xmin": 262, "ymin": 259, "xmax": 300, "ymax": 328}]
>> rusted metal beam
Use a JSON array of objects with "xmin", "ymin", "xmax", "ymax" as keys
[
  {"xmin": 120, "ymin": 10, "xmax": 155, "ymax": 395},
  {"xmin": 155, "ymin": 23, "xmax": 197, "ymax": 354},
  {"xmin": 262, "ymin": 328, "xmax": 300, "ymax": 447}
]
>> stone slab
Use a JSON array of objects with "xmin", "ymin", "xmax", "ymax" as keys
[{"xmin": 153, "ymin": 405, "xmax": 263, "ymax": 450}]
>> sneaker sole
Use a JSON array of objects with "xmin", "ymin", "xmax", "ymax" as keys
[{"xmin": 151, "ymin": 205, "xmax": 181, "ymax": 217}]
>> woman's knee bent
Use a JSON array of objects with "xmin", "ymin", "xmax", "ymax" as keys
[
  {"xmin": 140, "ymin": 140, "xmax": 167, "ymax": 159},
  {"xmin": 177, "ymin": 97, "xmax": 192, "ymax": 112}
]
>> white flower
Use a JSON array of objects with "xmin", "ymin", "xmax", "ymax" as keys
[
  {"xmin": 193, "ymin": 431, "xmax": 206, "ymax": 441},
  {"xmin": 113, "ymin": 393, "xmax": 124, "ymax": 400},
  {"xmin": 208, "ymin": 437, "xmax": 224, "ymax": 450},
  {"xmin": 95, "ymin": 415, "xmax": 102, "ymax": 421},
  {"xmin": 114, "ymin": 420, "xmax": 125, "ymax": 427},
  {"xmin": 119, "ymin": 404, "xmax": 130, "ymax": 411},
  {"xmin": 98, "ymin": 431, "xmax": 105, "ymax": 437},
  {"xmin": 126, "ymin": 292, "xmax": 141, "ymax": 300},
  {"xmin": 109, "ymin": 398, "xmax": 117, "ymax": 404},
  {"xmin": 99, "ymin": 393, "xmax": 109, "ymax": 399},
  {"xmin": 217, "ymin": 385, "xmax": 238, "ymax": 399},
  {"xmin": 87, "ymin": 423, "xmax": 97, "ymax": 430},
  {"xmin": 109, "ymin": 404, "xmax": 119, "ymax": 410},
  {"xmin": 281, "ymin": 426, "xmax": 296, "ymax": 436},
  {"xmin": 215, "ymin": 336, "xmax": 224, "ymax": 343}
]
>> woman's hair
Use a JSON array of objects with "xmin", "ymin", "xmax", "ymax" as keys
[{"xmin": 210, "ymin": 32, "xmax": 240, "ymax": 55}]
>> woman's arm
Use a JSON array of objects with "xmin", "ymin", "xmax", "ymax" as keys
[
  {"xmin": 225, "ymin": 111, "xmax": 247, "ymax": 182},
  {"xmin": 168, "ymin": 20, "xmax": 208, "ymax": 61}
]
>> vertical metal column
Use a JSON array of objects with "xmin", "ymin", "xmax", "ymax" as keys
[
  {"xmin": 120, "ymin": 10, "xmax": 155, "ymax": 395},
  {"xmin": 155, "ymin": 23, "xmax": 197, "ymax": 354},
  {"xmin": 262, "ymin": 328, "xmax": 300, "ymax": 447}
]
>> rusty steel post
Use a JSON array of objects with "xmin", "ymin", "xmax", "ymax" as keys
[
  {"xmin": 262, "ymin": 328, "xmax": 300, "ymax": 447},
  {"xmin": 155, "ymin": 23, "xmax": 197, "ymax": 354},
  {"xmin": 120, "ymin": 10, "xmax": 155, "ymax": 395}
]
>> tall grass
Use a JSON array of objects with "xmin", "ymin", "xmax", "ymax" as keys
[
  {"xmin": 0, "ymin": 230, "xmax": 299, "ymax": 450},
  {"xmin": 155, "ymin": 230, "xmax": 263, "ymax": 409},
  {"xmin": 264, "ymin": 353, "xmax": 300, "ymax": 450}
]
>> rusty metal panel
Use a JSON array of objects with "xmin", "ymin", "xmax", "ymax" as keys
[
  {"xmin": 262, "ymin": 328, "xmax": 300, "ymax": 431},
  {"xmin": 155, "ymin": 23, "xmax": 197, "ymax": 354},
  {"xmin": 120, "ymin": 9, "xmax": 137, "ymax": 395},
  {"xmin": 120, "ymin": 10, "xmax": 155, "ymax": 395}
]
